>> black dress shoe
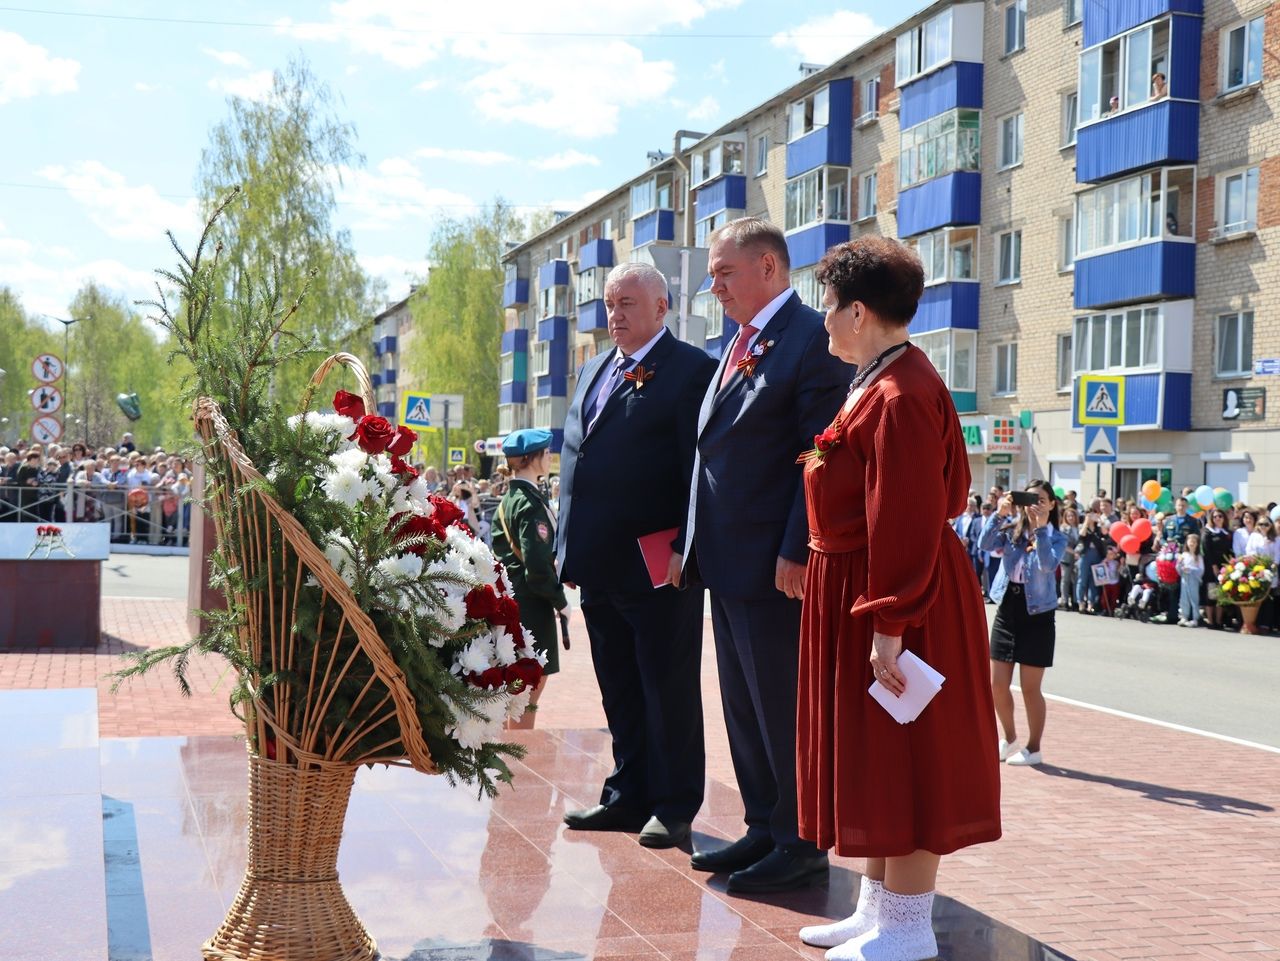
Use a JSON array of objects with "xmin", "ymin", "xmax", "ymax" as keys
[
  {"xmin": 690, "ymin": 835, "xmax": 774, "ymax": 873},
  {"xmin": 727, "ymin": 848, "xmax": 829, "ymax": 894},
  {"xmin": 563, "ymin": 803, "xmax": 650, "ymax": 833},
  {"xmin": 638, "ymin": 815, "xmax": 691, "ymax": 848}
]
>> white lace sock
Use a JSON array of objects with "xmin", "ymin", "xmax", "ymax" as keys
[
  {"xmin": 825, "ymin": 889, "xmax": 937, "ymax": 961},
  {"xmin": 799, "ymin": 877, "xmax": 883, "ymax": 947}
]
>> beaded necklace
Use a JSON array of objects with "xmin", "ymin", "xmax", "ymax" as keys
[{"xmin": 848, "ymin": 340, "xmax": 909, "ymax": 394}]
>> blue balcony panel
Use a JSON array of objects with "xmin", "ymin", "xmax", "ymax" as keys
[
  {"xmin": 536, "ymin": 375, "xmax": 568, "ymax": 398},
  {"xmin": 537, "ymin": 315, "xmax": 569, "ymax": 342},
  {"xmin": 370, "ymin": 372, "xmax": 383, "ymax": 388},
  {"xmin": 696, "ymin": 174, "xmax": 748, "ymax": 218},
  {"xmin": 377, "ymin": 401, "xmax": 396, "ymax": 419},
  {"xmin": 897, "ymin": 172, "xmax": 982, "ymax": 238},
  {"xmin": 950, "ymin": 390, "xmax": 978, "ymax": 414},
  {"xmin": 786, "ymin": 223, "xmax": 850, "ymax": 270},
  {"xmin": 382, "ymin": 368, "xmax": 397, "ymax": 385},
  {"xmin": 500, "ymin": 328, "xmax": 529, "ymax": 354},
  {"xmin": 785, "ymin": 79, "xmax": 853, "ymax": 178},
  {"xmin": 577, "ymin": 299, "xmax": 608, "ymax": 332},
  {"xmin": 697, "ymin": 274, "xmax": 713, "ymax": 293},
  {"xmin": 380, "ymin": 335, "xmax": 397, "ymax": 355},
  {"xmin": 538, "ymin": 260, "xmax": 570, "ymax": 289},
  {"xmin": 1163, "ymin": 372, "xmax": 1192, "ymax": 430},
  {"xmin": 899, "ymin": 62, "xmax": 984, "ymax": 130},
  {"xmin": 549, "ymin": 428, "xmax": 564, "ymax": 454},
  {"xmin": 1073, "ymin": 242, "xmax": 1195, "ymax": 309},
  {"xmin": 910, "ymin": 283, "xmax": 980, "ymax": 335},
  {"xmin": 1071, "ymin": 372, "xmax": 1190, "ymax": 430},
  {"xmin": 500, "ymin": 381, "xmax": 528, "ymax": 406},
  {"xmin": 633, "ymin": 209, "xmax": 676, "ymax": 247},
  {"xmin": 503, "ymin": 277, "xmax": 529, "ymax": 308},
  {"xmin": 704, "ymin": 326, "xmax": 737, "ymax": 359},
  {"xmin": 579, "ymin": 239, "xmax": 615, "ymax": 271},
  {"xmin": 1084, "ymin": 0, "xmax": 1202, "ymax": 47},
  {"xmin": 1168, "ymin": 15, "xmax": 1204, "ymax": 101},
  {"xmin": 1077, "ymin": 100, "xmax": 1199, "ymax": 183}
]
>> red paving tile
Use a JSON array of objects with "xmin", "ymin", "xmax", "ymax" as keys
[{"xmin": 1, "ymin": 599, "xmax": 1278, "ymax": 961}]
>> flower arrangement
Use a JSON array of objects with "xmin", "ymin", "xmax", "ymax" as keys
[
  {"xmin": 27, "ymin": 525, "xmax": 72, "ymax": 559},
  {"xmin": 1216, "ymin": 554, "xmax": 1276, "ymax": 606}
]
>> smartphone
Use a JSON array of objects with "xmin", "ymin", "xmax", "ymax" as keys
[{"xmin": 1010, "ymin": 490, "xmax": 1040, "ymax": 507}]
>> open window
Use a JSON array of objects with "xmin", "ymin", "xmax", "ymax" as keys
[{"xmin": 1078, "ymin": 18, "xmax": 1172, "ymax": 125}]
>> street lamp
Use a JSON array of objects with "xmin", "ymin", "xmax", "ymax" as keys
[{"xmin": 42, "ymin": 315, "xmax": 90, "ymax": 444}]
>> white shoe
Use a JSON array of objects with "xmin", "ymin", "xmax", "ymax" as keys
[
  {"xmin": 998, "ymin": 738, "xmax": 1021, "ymax": 761},
  {"xmin": 801, "ymin": 878, "xmax": 882, "ymax": 947},
  {"xmin": 825, "ymin": 889, "xmax": 938, "ymax": 961},
  {"xmin": 1006, "ymin": 748, "xmax": 1042, "ymax": 766}
]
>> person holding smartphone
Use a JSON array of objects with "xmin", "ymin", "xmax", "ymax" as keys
[{"xmin": 979, "ymin": 481, "xmax": 1067, "ymax": 767}]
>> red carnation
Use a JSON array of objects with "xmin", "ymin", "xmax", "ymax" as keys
[
  {"xmin": 464, "ymin": 585, "xmax": 502, "ymax": 622},
  {"xmin": 390, "ymin": 456, "xmax": 419, "ymax": 480},
  {"xmin": 470, "ymin": 667, "xmax": 507, "ymax": 690},
  {"xmin": 351, "ymin": 415, "xmax": 396, "ymax": 454},
  {"xmin": 391, "ymin": 512, "xmax": 445, "ymax": 555},
  {"xmin": 504, "ymin": 657, "xmax": 544, "ymax": 693},
  {"xmin": 388, "ymin": 425, "xmax": 417, "ymax": 457},
  {"xmin": 333, "ymin": 390, "xmax": 366, "ymax": 420}
]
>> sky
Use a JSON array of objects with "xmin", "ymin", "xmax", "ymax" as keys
[{"xmin": 0, "ymin": 0, "xmax": 927, "ymax": 328}]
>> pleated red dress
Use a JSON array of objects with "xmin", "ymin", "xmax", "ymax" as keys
[{"xmin": 797, "ymin": 345, "xmax": 1001, "ymax": 858}]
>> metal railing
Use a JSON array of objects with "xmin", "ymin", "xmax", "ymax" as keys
[{"xmin": 0, "ymin": 481, "xmax": 192, "ymax": 548}]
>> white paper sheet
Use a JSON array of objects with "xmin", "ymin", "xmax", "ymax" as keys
[{"xmin": 868, "ymin": 650, "xmax": 946, "ymax": 724}]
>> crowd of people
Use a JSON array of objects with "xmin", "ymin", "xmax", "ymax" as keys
[{"xmin": 954, "ymin": 485, "xmax": 1277, "ymax": 631}]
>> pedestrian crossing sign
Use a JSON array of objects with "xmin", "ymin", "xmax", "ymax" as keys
[
  {"xmin": 1077, "ymin": 375, "xmax": 1125, "ymax": 426},
  {"xmin": 399, "ymin": 392, "xmax": 434, "ymax": 429}
]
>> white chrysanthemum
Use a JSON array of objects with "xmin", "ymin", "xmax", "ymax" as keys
[
  {"xmin": 289, "ymin": 412, "xmax": 358, "ymax": 440},
  {"xmin": 445, "ymin": 527, "xmax": 500, "ymax": 587},
  {"xmin": 322, "ymin": 468, "xmax": 373, "ymax": 509},
  {"xmin": 455, "ymin": 635, "xmax": 495, "ymax": 676},
  {"xmin": 408, "ymin": 478, "xmax": 432, "ymax": 511},
  {"xmin": 368, "ymin": 454, "xmax": 397, "ymax": 491},
  {"xmin": 505, "ymin": 688, "xmax": 532, "ymax": 721},
  {"xmin": 493, "ymin": 627, "xmax": 517, "ymax": 666},
  {"xmin": 434, "ymin": 589, "xmax": 468, "ymax": 633},
  {"xmin": 390, "ymin": 485, "xmax": 414, "ymax": 516},
  {"xmin": 378, "ymin": 553, "xmax": 424, "ymax": 582},
  {"xmin": 323, "ymin": 535, "xmax": 358, "ymax": 587},
  {"xmin": 521, "ymin": 626, "xmax": 538, "ymax": 651},
  {"xmin": 429, "ymin": 552, "xmax": 475, "ymax": 585},
  {"xmin": 329, "ymin": 447, "xmax": 370, "ymax": 473},
  {"xmin": 441, "ymin": 694, "xmax": 503, "ymax": 751}
]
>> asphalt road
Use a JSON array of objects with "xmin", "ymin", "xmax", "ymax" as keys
[{"xmin": 105, "ymin": 554, "xmax": 1280, "ymax": 749}]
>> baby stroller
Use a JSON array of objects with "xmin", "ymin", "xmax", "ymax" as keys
[{"xmin": 1119, "ymin": 575, "xmax": 1156, "ymax": 622}]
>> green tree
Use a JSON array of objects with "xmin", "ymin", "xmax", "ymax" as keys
[
  {"xmin": 0, "ymin": 288, "xmax": 49, "ymax": 446},
  {"xmin": 196, "ymin": 57, "xmax": 378, "ymax": 405}
]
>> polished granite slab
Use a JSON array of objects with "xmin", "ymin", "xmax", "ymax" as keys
[{"xmin": 0, "ymin": 689, "xmax": 1074, "ymax": 961}]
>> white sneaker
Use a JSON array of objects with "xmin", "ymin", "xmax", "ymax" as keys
[
  {"xmin": 998, "ymin": 738, "xmax": 1021, "ymax": 761},
  {"xmin": 1006, "ymin": 748, "xmax": 1042, "ymax": 766},
  {"xmin": 801, "ymin": 878, "xmax": 882, "ymax": 947}
]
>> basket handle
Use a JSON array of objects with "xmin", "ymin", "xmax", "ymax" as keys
[{"xmin": 299, "ymin": 352, "xmax": 377, "ymax": 417}]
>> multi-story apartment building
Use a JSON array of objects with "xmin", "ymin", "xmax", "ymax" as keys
[
  {"xmin": 500, "ymin": 0, "xmax": 1280, "ymax": 504},
  {"xmin": 371, "ymin": 291, "xmax": 419, "ymax": 421}
]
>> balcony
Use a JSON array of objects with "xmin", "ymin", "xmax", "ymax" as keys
[
  {"xmin": 785, "ymin": 223, "xmax": 850, "ymax": 271},
  {"xmin": 373, "ymin": 334, "xmax": 397, "ymax": 357},
  {"xmin": 579, "ymin": 239, "xmax": 615, "ymax": 271},
  {"xmin": 785, "ymin": 79, "xmax": 853, "ymax": 178},
  {"xmin": 695, "ymin": 175, "xmax": 747, "ymax": 218},
  {"xmin": 503, "ymin": 278, "xmax": 529, "ymax": 308},
  {"xmin": 536, "ymin": 375, "xmax": 568, "ymax": 398},
  {"xmin": 911, "ymin": 282, "xmax": 979, "ymax": 333},
  {"xmin": 537, "ymin": 316, "xmax": 568, "ymax": 343},
  {"xmin": 382, "ymin": 368, "xmax": 397, "ymax": 385},
  {"xmin": 1071, "ymin": 372, "xmax": 1191, "ymax": 430},
  {"xmin": 898, "ymin": 62, "xmax": 983, "ymax": 130},
  {"xmin": 897, "ymin": 172, "xmax": 981, "ymax": 238},
  {"xmin": 370, "ymin": 372, "xmax": 383, "ymax": 389},
  {"xmin": 1077, "ymin": 100, "xmax": 1199, "ymax": 183},
  {"xmin": 538, "ymin": 259, "xmax": 570, "ymax": 289},
  {"xmin": 1084, "ymin": 0, "xmax": 1202, "ymax": 47},
  {"xmin": 578, "ymin": 300, "xmax": 608, "ymax": 333},
  {"xmin": 500, "ymin": 328, "xmax": 529, "ymax": 354},
  {"xmin": 633, "ymin": 209, "xmax": 676, "ymax": 247},
  {"xmin": 500, "ymin": 381, "xmax": 528, "ymax": 406},
  {"xmin": 1074, "ymin": 241, "xmax": 1194, "ymax": 309},
  {"xmin": 376, "ymin": 401, "xmax": 396, "ymax": 419}
]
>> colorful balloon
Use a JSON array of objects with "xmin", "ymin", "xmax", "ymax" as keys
[
  {"xmin": 1214, "ymin": 490, "xmax": 1234, "ymax": 511},
  {"xmin": 1270, "ymin": 506, "xmax": 1280, "ymax": 523},
  {"xmin": 1194, "ymin": 485, "xmax": 1215, "ymax": 509},
  {"xmin": 1110, "ymin": 522, "xmax": 1132, "ymax": 542},
  {"xmin": 1120, "ymin": 534, "xmax": 1141, "ymax": 554},
  {"xmin": 1141, "ymin": 479, "xmax": 1162, "ymax": 502},
  {"xmin": 1144, "ymin": 561, "xmax": 1159, "ymax": 581},
  {"xmin": 1053, "ymin": 485, "xmax": 1065, "ymax": 499},
  {"xmin": 1131, "ymin": 519, "xmax": 1152, "ymax": 541}
]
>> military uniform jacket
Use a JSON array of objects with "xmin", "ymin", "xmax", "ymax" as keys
[{"xmin": 493, "ymin": 479, "xmax": 568, "ymax": 613}]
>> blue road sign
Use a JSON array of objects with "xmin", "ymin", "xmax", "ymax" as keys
[{"xmin": 1084, "ymin": 424, "xmax": 1118, "ymax": 464}]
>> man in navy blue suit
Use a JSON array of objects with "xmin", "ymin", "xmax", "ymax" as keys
[
  {"xmin": 557, "ymin": 261, "xmax": 717, "ymax": 849},
  {"xmin": 684, "ymin": 218, "xmax": 852, "ymax": 892}
]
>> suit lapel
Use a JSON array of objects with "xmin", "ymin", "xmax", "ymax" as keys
[
  {"xmin": 703, "ymin": 293, "xmax": 802, "ymax": 427},
  {"xmin": 589, "ymin": 329, "xmax": 676, "ymax": 435}
]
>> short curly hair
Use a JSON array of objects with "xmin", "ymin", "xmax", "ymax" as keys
[{"xmin": 815, "ymin": 236, "xmax": 925, "ymax": 326}]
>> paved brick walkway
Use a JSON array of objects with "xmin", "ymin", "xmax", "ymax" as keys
[{"xmin": 1, "ymin": 598, "xmax": 1277, "ymax": 961}]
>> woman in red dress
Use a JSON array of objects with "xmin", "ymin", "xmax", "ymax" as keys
[{"xmin": 795, "ymin": 237, "xmax": 1001, "ymax": 961}]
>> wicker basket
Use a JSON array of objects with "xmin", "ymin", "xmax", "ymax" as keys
[{"xmin": 194, "ymin": 352, "xmax": 438, "ymax": 961}]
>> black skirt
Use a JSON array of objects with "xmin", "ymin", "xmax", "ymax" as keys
[{"xmin": 990, "ymin": 583, "xmax": 1057, "ymax": 668}]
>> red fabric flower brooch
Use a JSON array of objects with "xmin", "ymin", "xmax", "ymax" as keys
[{"xmin": 796, "ymin": 414, "xmax": 846, "ymax": 466}]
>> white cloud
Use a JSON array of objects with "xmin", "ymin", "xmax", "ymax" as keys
[
  {"xmin": 333, "ymin": 156, "xmax": 476, "ymax": 231},
  {"xmin": 208, "ymin": 69, "xmax": 275, "ymax": 102},
  {"xmin": 359, "ymin": 253, "xmax": 430, "ymax": 300},
  {"xmin": 683, "ymin": 95, "xmax": 721, "ymax": 123},
  {"xmin": 416, "ymin": 146, "xmax": 514, "ymax": 166},
  {"xmin": 0, "ymin": 31, "xmax": 80, "ymax": 105},
  {"xmin": 530, "ymin": 150, "xmax": 601, "ymax": 172},
  {"xmin": 202, "ymin": 47, "xmax": 252, "ymax": 69},
  {"xmin": 541, "ymin": 188, "xmax": 609, "ymax": 216},
  {"xmin": 0, "ymin": 246, "xmax": 159, "ymax": 321},
  {"xmin": 771, "ymin": 11, "xmax": 882, "ymax": 66},
  {"xmin": 413, "ymin": 79, "xmax": 439, "ymax": 92},
  {"xmin": 36, "ymin": 161, "xmax": 200, "ymax": 242},
  {"xmin": 134, "ymin": 81, "xmax": 161, "ymax": 93}
]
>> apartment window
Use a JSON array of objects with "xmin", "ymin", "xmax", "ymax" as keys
[
  {"xmin": 858, "ymin": 170, "xmax": 878, "ymax": 220},
  {"xmin": 692, "ymin": 137, "xmax": 746, "ymax": 185},
  {"xmin": 755, "ymin": 134, "xmax": 769, "ymax": 176},
  {"xmin": 792, "ymin": 267, "xmax": 821, "ymax": 309},
  {"xmin": 693, "ymin": 290, "xmax": 724, "ymax": 340},
  {"xmin": 1078, "ymin": 18, "xmax": 1171, "ymax": 124},
  {"xmin": 997, "ymin": 230, "xmax": 1022, "ymax": 285},
  {"xmin": 896, "ymin": 7, "xmax": 953, "ymax": 85},
  {"xmin": 500, "ymin": 354, "xmax": 515, "ymax": 385},
  {"xmin": 1004, "ymin": 0, "xmax": 1027, "ymax": 55},
  {"xmin": 857, "ymin": 77, "xmax": 880, "ymax": 123},
  {"xmin": 999, "ymin": 112, "xmax": 1024, "ymax": 169},
  {"xmin": 1065, "ymin": 0, "xmax": 1082, "ymax": 27},
  {"xmin": 558, "ymin": 237, "xmax": 572, "ymax": 260},
  {"xmin": 899, "ymin": 108, "xmax": 981, "ymax": 188},
  {"xmin": 504, "ymin": 263, "xmax": 519, "ymax": 284},
  {"xmin": 533, "ymin": 397, "xmax": 553, "ymax": 429},
  {"xmin": 600, "ymin": 217, "xmax": 612, "ymax": 240},
  {"xmin": 539, "ymin": 284, "xmax": 569, "ymax": 319},
  {"xmin": 695, "ymin": 209, "xmax": 730, "ymax": 247},
  {"xmin": 498, "ymin": 404, "xmax": 524, "ymax": 435},
  {"xmin": 784, "ymin": 166, "xmax": 850, "ymax": 232},
  {"xmin": 913, "ymin": 226, "xmax": 977, "ymax": 285},
  {"xmin": 916, "ymin": 329, "xmax": 977, "ymax": 392},
  {"xmin": 1218, "ymin": 167, "xmax": 1259, "ymax": 236},
  {"xmin": 1073, "ymin": 307, "xmax": 1162, "ymax": 373},
  {"xmin": 1075, "ymin": 166, "xmax": 1195, "ymax": 257},
  {"xmin": 616, "ymin": 206, "xmax": 627, "ymax": 239},
  {"xmin": 531, "ymin": 340, "xmax": 550, "ymax": 377},
  {"xmin": 630, "ymin": 173, "xmax": 673, "ymax": 218},
  {"xmin": 1059, "ymin": 214, "xmax": 1075, "ymax": 271},
  {"xmin": 994, "ymin": 343, "xmax": 1019, "ymax": 395},
  {"xmin": 1062, "ymin": 91, "xmax": 1079, "ymax": 146},
  {"xmin": 1217, "ymin": 311, "xmax": 1254, "ymax": 376},
  {"xmin": 1222, "ymin": 17, "xmax": 1264, "ymax": 92},
  {"xmin": 1056, "ymin": 334, "xmax": 1074, "ymax": 392},
  {"xmin": 788, "ymin": 88, "xmax": 829, "ymax": 142},
  {"xmin": 576, "ymin": 266, "xmax": 607, "ymax": 305}
]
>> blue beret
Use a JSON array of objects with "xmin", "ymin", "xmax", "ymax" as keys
[{"xmin": 502, "ymin": 428, "xmax": 552, "ymax": 456}]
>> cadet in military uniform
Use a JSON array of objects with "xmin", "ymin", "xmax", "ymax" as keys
[{"xmin": 492, "ymin": 428, "xmax": 568, "ymax": 729}]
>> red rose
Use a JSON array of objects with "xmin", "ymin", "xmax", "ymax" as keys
[
  {"xmin": 390, "ymin": 456, "xmax": 419, "ymax": 480},
  {"xmin": 391, "ymin": 512, "xmax": 445, "ymax": 555},
  {"xmin": 470, "ymin": 666, "xmax": 507, "ymax": 690},
  {"xmin": 814, "ymin": 427, "xmax": 839, "ymax": 452},
  {"xmin": 503, "ymin": 657, "xmax": 543, "ymax": 693},
  {"xmin": 351, "ymin": 414, "xmax": 396, "ymax": 454},
  {"xmin": 333, "ymin": 389, "xmax": 366, "ymax": 420},
  {"xmin": 464, "ymin": 585, "xmax": 502, "ymax": 622},
  {"xmin": 429, "ymin": 495, "xmax": 465, "ymax": 530},
  {"xmin": 492, "ymin": 595, "xmax": 523, "ymax": 637},
  {"xmin": 388, "ymin": 425, "xmax": 417, "ymax": 457}
]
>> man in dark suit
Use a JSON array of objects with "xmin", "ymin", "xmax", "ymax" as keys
[
  {"xmin": 684, "ymin": 218, "xmax": 852, "ymax": 892},
  {"xmin": 557, "ymin": 261, "xmax": 717, "ymax": 849}
]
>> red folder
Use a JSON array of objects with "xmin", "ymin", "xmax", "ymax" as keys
[{"xmin": 638, "ymin": 527, "xmax": 680, "ymax": 589}]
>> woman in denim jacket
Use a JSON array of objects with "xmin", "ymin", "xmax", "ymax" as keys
[{"xmin": 979, "ymin": 481, "xmax": 1068, "ymax": 767}]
